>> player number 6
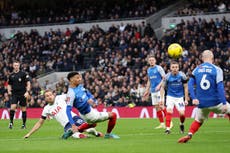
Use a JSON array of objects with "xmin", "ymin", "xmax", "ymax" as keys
[{"xmin": 200, "ymin": 74, "xmax": 210, "ymax": 90}]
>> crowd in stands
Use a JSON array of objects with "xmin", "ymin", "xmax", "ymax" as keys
[
  {"xmin": 0, "ymin": 16, "xmax": 230, "ymax": 108},
  {"xmin": 0, "ymin": 0, "xmax": 172, "ymax": 27},
  {"xmin": 176, "ymin": 0, "xmax": 230, "ymax": 16}
]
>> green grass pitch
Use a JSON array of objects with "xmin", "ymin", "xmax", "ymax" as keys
[{"xmin": 0, "ymin": 118, "xmax": 230, "ymax": 153}]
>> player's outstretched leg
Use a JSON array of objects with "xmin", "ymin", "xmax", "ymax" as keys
[
  {"xmin": 180, "ymin": 124, "xmax": 184, "ymax": 134},
  {"xmin": 179, "ymin": 114, "xmax": 185, "ymax": 133},
  {"xmin": 9, "ymin": 110, "xmax": 15, "ymax": 129},
  {"xmin": 165, "ymin": 112, "xmax": 172, "ymax": 134},
  {"xmin": 178, "ymin": 120, "xmax": 202, "ymax": 143},
  {"xmin": 155, "ymin": 110, "xmax": 165, "ymax": 129},
  {"xmin": 78, "ymin": 123, "xmax": 96, "ymax": 132},
  {"xmin": 178, "ymin": 134, "xmax": 192, "ymax": 143},
  {"xmin": 104, "ymin": 112, "xmax": 120, "ymax": 139},
  {"xmin": 85, "ymin": 128, "xmax": 104, "ymax": 137},
  {"xmin": 72, "ymin": 132, "xmax": 87, "ymax": 139}
]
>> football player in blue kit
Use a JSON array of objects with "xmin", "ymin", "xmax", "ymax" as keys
[
  {"xmin": 63, "ymin": 72, "xmax": 119, "ymax": 139},
  {"xmin": 178, "ymin": 50, "xmax": 230, "ymax": 143},
  {"xmin": 143, "ymin": 55, "xmax": 167, "ymax": 129},
  {"xmin": 162, "ymin": 61, "xmax": 189, "ymax": 134}
]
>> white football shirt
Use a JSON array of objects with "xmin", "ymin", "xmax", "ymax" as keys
[{"xmin": 42, "ymin": 94, "xmax": 76, "ymax": 127}]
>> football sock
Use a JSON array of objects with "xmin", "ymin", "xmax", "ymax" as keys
[
  {"xmin": 9, "ymin": 110, "xmax": 15, "ymax": 124},
  {"xmin": 157, "ymin": 110, "xmax": 164, "ymax": 123},
  {"xmin": 22, "ymin": 111, "xmax": 27, "ymax": 125},
  {"xmin": 189, "ymin": 120, "xmax": 202, "ymax": 135},
  {"xmin": 78, "ymin": 123, "xmax": 91, "ymax": 132},
  {"xmin": 89, "ymin": 123, "xmax": 97, "ymax": 128},
  {"xmin": 165, "ymin": 112, "xmax": 172, "ymax": 128},
  {"xmin": 107, "ymin": 112, "xmax": 117, "ymax": 133},
  {"xmin": 180, "ymin": 115, "xmax": 185, "ymax": 124}
]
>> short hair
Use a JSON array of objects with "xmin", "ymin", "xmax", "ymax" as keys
[
  {"xmin": 67, "ymin": 71, "xmax": 80, "ymax": 81},
  {"xmin": 13, "ymin": 60, "xmax": 20, "ymax": 64},
  {"xmin": 147, "ymin": 54, "xmax": 155, "ymax": 59},
  {"xmin": 170, "ymin": 60, "xmax": 179, "ymax": 65},
  {"xmin": 44, "ymin": 89, "xmax": 53, "ymax": 94}
]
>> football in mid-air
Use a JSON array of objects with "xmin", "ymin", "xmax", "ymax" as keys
[{"xmin": 167, "ymin": 43, "xmax": 183, "ymax": 58}]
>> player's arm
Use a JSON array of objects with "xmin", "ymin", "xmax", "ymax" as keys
[
  {"xmin": 156, "ymin": 66, "xmax": 166, "ymax": 91},
  {"xmin": 85, "ymin": 89, "xmax": 98, "ymax": 107},
  {"xmin": 182, "ymin": 72, "xmax": 189, "ymax": 105},
  {"xmin": 87, "ymin": 99, "xmax": 97, "ymax": 108},
  {"xmin": 188, "ymin": 74, "xmax": 196, "ymax": 100},
  {"xmin": 7, "ymin": 76, "xmax": 12, "ymax": 95},
  {"xmin": 66, "ymin": 89, "xmax": 78, "ymax": 132},
  {"xmin": 188, "ymin": 75, "xmax": 199, "ymax": 105},
  {"xmin": 216, "ymin": 68, "xmax": 227, "ymax": 108},
  {"xmin": 217, "ymin": 82, "xmax": 226, "ymax": 105},
  {"xmin": 159, "ymin": 85, "xmax": 165, "ymax": 104},
  {"xmin": 143, "ymin": 79, "xmax": 150, "ymax": 98},
  {"xmin": 24, "ymin": 117, "xmax": 45, "ymax": 138},
  {"xmin": 7, "ymin": 84, "xmax": 12, "ymax": 95},
  {"xmin": 183, "ymin": 83, "xmax": 189, "ymax": 105},
  {"xmin": 156, "ymin": 77, "xmax": 165, "ymax": 91},
  {"xmin": 160, "ymin": 76, "xmax": 167, "ymax": 103},
  {"xmin": 24, "ymin": 74, "xmax": 31, "ymax": 99}
]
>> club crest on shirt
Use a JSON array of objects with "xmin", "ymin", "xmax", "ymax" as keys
[{"xmin": 18, "ymin": 78, "xmax": 21, "ymax": 82}]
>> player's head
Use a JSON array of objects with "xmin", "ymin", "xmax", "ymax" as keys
[
  {"xmin": 13, "ymin": 60, "xmax": 20, "ymax": 72},
  {"xmin": 170, "ymin": 61, "xmax": 179, "ymax": 75},
  {"xmin": 147, "ymin": 55, "xmax": 156, "ymax": 67},
  {"xmin": 201, "ymin": 50, "xmax": 214, "ymax": 63},
  {"xmin": 67, "ymin": 71, "xmax": 82, "ymax": 86},
  {"xmin": 44, "ymin": 90, "xmax": 55, "ymax": 104}
]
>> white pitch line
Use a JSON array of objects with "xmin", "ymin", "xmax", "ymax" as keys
[{"xmin": 0, "ymin": 130, "xmax": 230, "ymax": 141}]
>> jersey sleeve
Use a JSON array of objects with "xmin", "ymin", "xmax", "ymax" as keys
[
  {"xmin": 66, "ymin": 88, "xmax": 75, "ymax": 106},
  {"xmin": 158, "ymin": 66, "xmax": 166, "ymax": 77},
  {"xmin": 215, "ymin": 66, "xmax": 223, "ymax": 83},
  {"xmin": 188, "ymin": 76, "xmax": 196, "ymax": 100},
  {"xmin": 179, "ymin": 71, "xmax": 188, "ymax": 83},
  {"xmin": 164, "ymin": 73, "xmax": 170, "ymax": 87},
  {"xmin": 66, "ymin": 88, "xmax": 75, "ymax": 125},
  {"xmin": 41, "ymin": 106, "xmax": 48, "ymax": 119}
]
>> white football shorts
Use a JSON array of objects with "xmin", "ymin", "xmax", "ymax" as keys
[
  {"xmin": 166, "ymin": 96, "xmax": 185, "ymax": 111},
  {"xmin": 151, "ymin": 91, "xmax": 161, "ymax": 105},
  {"xmin": 80, "ymin": 107, "xmax": 109, "ymax": 124},
  {"xmin": 195, "ymin": 102, "xmax": 230, "ymax": 122}
]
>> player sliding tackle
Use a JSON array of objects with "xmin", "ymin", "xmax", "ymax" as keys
[
  {"xmin": 178, "ymin": 50, "xmax": 230, "ymax": 143},
  {"xmin": 24, "ymin": 90, "xmax": 103, "ymax": 139},
  {"xmin": 62, "ymin": 72, "xmax": 119, "ymax": 139}
]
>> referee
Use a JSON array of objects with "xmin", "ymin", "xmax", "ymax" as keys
[{"xmin": 7, "ymin": 61, "xmax": 31, "ymax": 129}]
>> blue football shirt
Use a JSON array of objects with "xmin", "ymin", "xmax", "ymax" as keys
[
  {"xmin": 165, "ymin": 71, "xmax": 187, "ymax": 98},
  {"xmin": 147, "ymin": 65, "xmax": 165, "ymax": 93}
]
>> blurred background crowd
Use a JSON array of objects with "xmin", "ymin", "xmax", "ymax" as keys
[{"xmin": 0, "ymin": 0, "xmax": 229, "ymax": 108}]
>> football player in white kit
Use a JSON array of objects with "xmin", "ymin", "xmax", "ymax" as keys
[{"xmin": 24, "ymin": 90, "xmax": 102, "ymax": 139}]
